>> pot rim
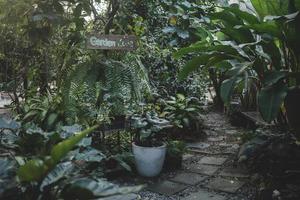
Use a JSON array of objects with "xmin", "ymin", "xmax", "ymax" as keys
[{"xmin": 132, "ymin": 142, "xmax": 166, "ymax": 149}]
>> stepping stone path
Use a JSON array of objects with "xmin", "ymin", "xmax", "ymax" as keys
[
  {"xmin": 187, "ymin": 142, "xmax": 210, "ymax": 149},
  {"xmin": 207, "ymin": 177, "xmax": 245, "ymax": 193},
  {"xmin": 148, "ymin": 180, "xmax": 187, "ymax": 196},
  {"xmin": 170, "ymin": 172, "xmax": 207, "ymax": 185},
  {"xmin": 198, "ymin": 156, "xmax": 227, "ymax": 166},
  {"xmin": 187, "ymin": 164, "xmax": 219, "ymax": 175},
  {"xmin": 142, "ymin": 111, "xmax": 252, "ymax": 199},
  {"xmin": 183, "ymin": 189, "xmax": 227, "ymax": 200},
  {"xmin": 219, "ymin": 167, "xmax": 249, "ymax": 178},
  {"xmin": 102, "ymin": 194, "xmax": 138, "ymax": 200}
]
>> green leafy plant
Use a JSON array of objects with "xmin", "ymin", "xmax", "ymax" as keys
[
  {"xmin": 17, "ymin": 125, "xmax": 99, "ymax": 182},
  {"xmin": 164, "ymin": 140, "xmax": 186, "ymax": 170},
  {"xmin": 131, "ymin": 111, "xmax": 172, "ymax": 147},
  {"xmin": 163, "ymin": 94, "xmax": 204, "ymax": 138},
  {"xmin": 0, "ymin": 123, "xmax": 142, "ymax": 199},
  {"xmin": 18, "ymin": 92, "xmax": 63, "ymax": 131},
  {"xmin": 166, "ymin": 140, "xmax": 186, "ymax": 158},
  {"xmin": 176, "ymin": 1, "xmax": 300, "ymax": 124}
]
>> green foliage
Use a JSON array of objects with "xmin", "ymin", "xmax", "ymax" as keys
[
  {"xmin": 61, "ymin": 178, "xmax": 143, "ymax": 200},
  {"xmin": 131, "ymin": 111, "xmax": 172, "ymax": 146},
  {"xmin": 176, "ymin": 2, "xmax": 300, "ymax": 122},
  {"xmin": 18, "ymin": 92, "xmax": 63, "ymax": 131},
  {"xmin": 0, "ymin": 159, "xmax": 17, "ymax": 197},
  {"xmin": 167, "ymin": 140, "xmax": 186, "ymax": 157},
  {"xmin": 39, "ymin": 161, "xmax": 73, "ymax": 191},
  {"xmin": 18, "ymin": 125, "xmax": 99, "ymax": 182},
  {"xmin": 163, "ymin": 94, "xmax": 204, "ymax": 138},
  {"xmin": 17, "ymin": 159, "xmax": 48, "ymax": 182}
]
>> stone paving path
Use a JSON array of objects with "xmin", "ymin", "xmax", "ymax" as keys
[{"xmin": 139, "ymin": 111, "xmax": 254, "ymax": 200}]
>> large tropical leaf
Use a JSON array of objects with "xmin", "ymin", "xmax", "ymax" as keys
[
  {"xmin": 220, "ymin": 77, "xmax": 241, "ymax": 104},
  {"xmin": 174, "ymin": 44, "xmax": 242, "ymax": 59},
  {"xmin": 178, "ymin": 53, "xmax": 235, "ymax": 80},
  {"xmin": 17, "ymin": 159, "xmax": 48, "ymax": 182},
  {"xmin": 210, "ymin": 10, "xmax": 243, "ymax": 26},
  {"xmin": 263, "ymin": 71, "xmax": 287, "ymax": 87},
  {"xmin": 0, "ymin": 159, "xmax": 17, "ymax": 196},
  {"xmin": 40, "ymin": 161, "xmax": 73, "ymax": 191},
  {"xmin": 221, "ymin": 26, "xmax": 255, "ymax": 43},
  {"xmin": 223, "ymin": 6, "xmax": 260, "ymax": 24},
  {"xmin": 50, "ymin": 125, "xmax": 98, "ymax": 164},
  {"xmin": 251, "ymin": 0, "xmax": 289, "ymax": 18},
  {"xmin": 61, "ymin": 178, "xmax": 143, "ymax": 199},
  {"xmin": 178, "ymin": 54, "xmax": 210, "ymax": 80},
  {"xmin": 258, "ymin": 82, "xmax": 288, "ymax": 122},
  {"xmin": 17, "ymin": 125, "xmax": 99, "ymax": 182},
  {"xmin": 243, "ymin": 21, "xmax": 281, "ymax": 37}
]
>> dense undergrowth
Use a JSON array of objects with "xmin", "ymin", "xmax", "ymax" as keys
[{"xmin": 0, "ymin": 0, "xmax": 299, "ymax": 199}]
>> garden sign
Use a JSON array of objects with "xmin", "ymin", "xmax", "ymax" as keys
[{"xmin": 86, "ymin": 34, "xmax": 137, "ymax": 51}]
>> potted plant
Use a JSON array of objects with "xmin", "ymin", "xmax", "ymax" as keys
[
  {"xmin": 164, "ymin": 140, "xmax": 186, "ymax": 170},
  {"xmin": 131, "ymin": 111, "xmax": 172, "ymax": 177}
]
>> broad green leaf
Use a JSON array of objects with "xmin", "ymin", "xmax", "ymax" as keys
[
  {"xmin": 224, "ymin": 6, "xmax": 260, "ymax": 24},
  {"xmin": 258, "ymin": 82, "xmax": 288, "ymax": 122},
  {"xmin": 40, "ymin": 161, "xmax": 73, "ymax": 191},
  {"xmin": 17, "ymin": 159, "xmax": 48, "ymax": 182},
  {"xmin": 243, "ymin": 21, "xmax": 281, "ymax": 37},
  {"xmin": 251, "ymin": 0, "xmax": 289, "ymax": 18},
  {"xmin": 221, "ymin": 26, "xmax": 254, "ymax": 43},
  {"xmin": 210, "ymin": 10, "xmax": 243, "ymax": 26},
  {"xmin": 178, "ymin": 51, "xmax": 239, "ymax": 81},
  {"xmin": 263, "ymin": 71, "xmax": 287, "ymax": 87},
  {"xmin": 178, "ymin": 54, "xmax": 210, "ymax": 80},
  {"xmin": 264, "ymin": 11, "xmax": 299, "ymax": 21},
  {"xmin": 173, "ymin": 44, "xmax": 239, "ymax": 58},
  {"xmin": 46, "ymin": 113, "xmax": 58, "ymax": 128},
  {"xmin": 220, "ymin": 77, "xmax": 241, "ymax": 104},
  {"xmin": 205, "ymin": 54, "xmax": 237, "ymax": 68},
  {"xmin": 225, "ymin": 62, "xmax": 253, "ymax": 77},
  {"xmin": 173, "ymin": 41, "xmax": 208, "ymax": 58},
  {"xmin": 260, "ymin": 39, "xmax": 282, "ymax": 69},
  {"xmin": 51, "ymin": 125, "xmax": 98, "ymax": 164},
  {"xmin": 74, "ymin": 147, "xmax": 106, "ymax": 162},
  {"xmin": 61, "ymin": 178, "xmax": 143, "ymax": 199},
  {"xmin": 17, "ymin": 126, "xmax": 99, "ymax": 182}
]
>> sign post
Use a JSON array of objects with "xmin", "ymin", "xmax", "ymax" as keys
[{"xmin": 86, "ymin": 34, "xmax": 137, "ymax": 51}]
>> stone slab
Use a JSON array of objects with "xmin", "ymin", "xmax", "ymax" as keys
[
  {"xmin": 219, "ymin": 167, "xmax": 249, "ymax": 178},
  {"xmin": 187, "ymin": 142, "xmax": 210, "ymax": 149},
  {"xmin": 203, "ymin": 129, "xmax": 219, "ymax": 136},
  {"xmin": 187, "ymin": 164, "xmax": 219, "ymax": 176},
  {"xmin": 183, "ymin": 189, "xmax": 227, "ymax": 200},
  {"xmin": 225, "ymin": 129, "xmax": 239, "ymax": 135},
  {"xmin": 207, "ymin": 177, "xmax": 245, "ymax": 193},
  {"xmin": 207, "ymin": 136, "xmax": 226, "ymax": 142},
  {"xmin": 170, "ymin": 172, "xmax": 207, "ymax": 185},
  {"xmin": 102, "ymin": 193, "xmax": 138, "ymax": 200},
  {"xmin": 198, "ymin": 156, "xmax": 227, "ymax": 166},
  {"xmin": 183, "ymin": 153, "xmax": 194, "ymax": 161},
  {"xmin": 147, "ymin": 180, "xmax": 187, "ymax": 196}
]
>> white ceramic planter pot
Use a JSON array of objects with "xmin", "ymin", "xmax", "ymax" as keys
[{"xmin": 132, "ymin": 142, "xmax": 167, "ymax": 177}]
